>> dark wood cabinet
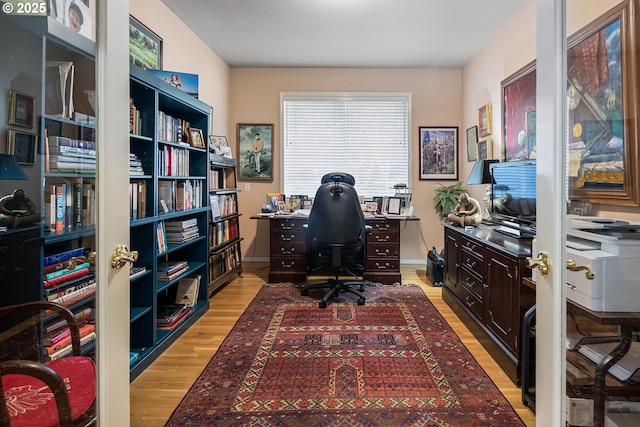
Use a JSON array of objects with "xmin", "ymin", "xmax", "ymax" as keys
[
  {"xmin": 0, "ymin": 226, "xmax": 42, "ymax": 306},
  {"xmin": 258, "ymin": 216, "xmax": 412, "ymax": 285},
  {"xmin": 443, "ymin": 223, "xmax": 535, "ymax": 385}
]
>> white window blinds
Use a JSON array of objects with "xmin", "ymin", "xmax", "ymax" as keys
[{"xmin": 281, "ymin": 93, "xmax": 410, "ymax": 198}]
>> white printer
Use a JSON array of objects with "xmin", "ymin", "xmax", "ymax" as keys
[{"xmin": 564, "ymin": 215, "xmax": 640, "ymax": 312}]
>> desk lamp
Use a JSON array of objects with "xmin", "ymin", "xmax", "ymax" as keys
[
  {"xmin": 0, "ymin": 154, "xmax": 27, "ymax": 181},
  {"xmin": 466, "ymin": 159, "xmax": 499, "ymax": 220}
]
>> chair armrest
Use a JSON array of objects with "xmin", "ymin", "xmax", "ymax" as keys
[{"xmin": 0, "ymin": 359, "xmax": 74, "ymax": 426}]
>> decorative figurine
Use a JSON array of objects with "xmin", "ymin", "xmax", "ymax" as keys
[
  {"xmin": 447, "ymin": 192, "xmax": 482, "ymax": 227},
  {"xmin": 0, "ymin": 189, "xmax": 40, "ymax": 228}
]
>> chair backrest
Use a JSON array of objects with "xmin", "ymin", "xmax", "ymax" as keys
[{"xmin": 307, "ymin": 172, "xmax": 366, "ymax": 247}]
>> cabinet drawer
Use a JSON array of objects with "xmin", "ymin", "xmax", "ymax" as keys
[
  {"xmin": 461, "ymin": 287, "xmax": 483, "ymax": 319},
  {"xmin": 461, "ymin": 249, "xmax": 486, "ymax": 278},
  {"xmin": 461, "ymin": 235, "xmax": 485, "ymax": 258},
  {"xmin": 271, "ymin": 256, "xmax": 306, "ymax": 272},
  {"xmin": 366, "ymin": 242, "xmax": 399, "ymax": 258},
  {"xmin": 367, "ymin": 220, "xmax": 399, "ymax": 233},
  {"xmin": 461, "ymin": 268, "xmax": 484, "ymax": 300},
  {"xmin": 271, "ymin": 240, "xmax": 306, "ymax": 258},
  {"xmin": 365, "ymin": 259, "xmax": 400, "ymax": 271}
]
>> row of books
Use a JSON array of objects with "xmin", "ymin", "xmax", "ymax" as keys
[
  {"xmin": 209, "ymin": 243, "xmax": 241, "ymax": 280},
  {"xmin": 130, "ymin": 180, "xmax": 147, "ymax": 220},
  {"xmin": 158, "ymin": 144, "xmax": 192, "ymax": 177},
  {"xmin": 209, "ymin": 218, "xmax": 239, "ymax": 248},
  {"xmin": 130, "ymin": 98, "xmax": 143, "ymax": 136},
  {"xmin": 157, "ymin": 111, "xmax": 191, "ymax": 144},
  {"xmin": 209, "ymin": 167, "xmax": 235, "ymax": 190},
  {"xmin": 165, "ymin": 218, "xmax": 200, "ymax": 244},
  {"xmin": 209, "ymin": 193, "xmax": 237, "ymax": 219},
  {"xmin": 157, "ymin": 179, "xmax": 204, "ymax": 214},
  {"xmin": 45, "ymin": 136, "xmax": 96, "ymax": 173},
  {"xmin": 44, "ymin": 179, "xmax": 96, "ymax": 233},
  {"xmin": 157, "ymin": 260, "xmax": 189, "ymax": 281}
]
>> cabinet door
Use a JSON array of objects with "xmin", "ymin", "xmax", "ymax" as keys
[
  {"xmin": 484, "ymin": 249, "xmax": 519, "ymax": 353},
  {"xmin": 444, "ymin": 230, "xmax": 462, "ymax": 299}
]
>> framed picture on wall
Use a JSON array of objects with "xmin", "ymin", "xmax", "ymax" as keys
[
  {"xmin": 8, "ymin": 90, "xmax": 35, "ymax": 128},
  {"xmin": 501, "ymin": 61, "xmax": 536, "ymax": 162},
  {"xmin": 466, "ymin": 125, "xmax": 478, "ymax": 162},
  {"xmin": 418, "ymin": 126, "xmax": 458, "ymax": 180},
  {"xmin": 7, "ymin": 129, "xmax": 37, "ymax": 165},
  {"xmin": 237, "ymin": 123, "xmax": 274, "ymax": 181},
  {"xmin": 478, "ymin": 103, "xmax": 492, "ymax": 137},
  {"xmin": 129, "ymin": 15, "xmax": 162, "ymax": 71}
]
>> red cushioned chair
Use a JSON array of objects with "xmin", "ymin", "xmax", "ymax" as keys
[{"xmin": 0, "ymin": 301, "xmax": 96, "ymax": 427}]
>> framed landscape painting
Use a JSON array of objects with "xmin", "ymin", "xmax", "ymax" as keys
[
  {"xmin": 129, "ymin": 16, "xmax": 162, "ymax": 71},
  {"xmin": 418, "ymin": 126, "xmax": 458, "ymax": 180}
]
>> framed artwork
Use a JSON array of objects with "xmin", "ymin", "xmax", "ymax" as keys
[
  {"xmin": 188, "ymin": 127, "xmax": 205, "ymax": 148},
  {"xmin": 418, "ymin": 126, "xmax": 458, "ymax": 180},
  {"xmin": 466, "ymin": 125, "xmax": 478, "ymax": 162},
  {"xmin": 478, "ymin": 139, "xmax": 493, "ymax": 161},
  {"xmin": 8, "ymin": 89, "xmax": 35, "ymax": 128},
  {"xmin": 478, "ymin": 103, "xmax": 492, "ymax": 137},
  {"xmin": 237, "ymin": 123, "xmax": 273, "ymax": 181},
  {"xmin": 501, "ymin": 61, "xmax": 536, "ymax": 162},
  {"xmin": 387, "ymin": 197, "xmax": 401, "ymax": 215},
  {"xmin": 7, "ymin": 129, "xmax": 37, "ymax": 165},
  {"xmin": 209, "ymin": 135, "xmax": 229, "ymax": 155},
  {"xmin": 147, "ymin": 69, "xmax": 199, "ymax": 99},
  {"xmin": 566, "ymin": 1, "xmax": 639, "ymax": 206},
  {"xmin": 129, "ymin": 15, "xmax": 162, "ymax": 71},
  {"xmin": 48, "ymin": 0, "xmax": 93, "ymax": 40}
]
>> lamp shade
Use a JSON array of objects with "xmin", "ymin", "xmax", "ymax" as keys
[
  {"xmin": 466, "ymin": 159, "xmax": 499, "ymax": 185},
  {"xmin": 0, "ymin": 154, "xmax": 28, "ymax": 181}
]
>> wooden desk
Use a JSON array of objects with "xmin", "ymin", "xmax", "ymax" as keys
[
  {"xmin": 523, "ymin": 276, "xmax": 640, "ymax": 427},
  {"xmin": 251, "ymin": 214, "xmax": 419, "ymax": 285}
]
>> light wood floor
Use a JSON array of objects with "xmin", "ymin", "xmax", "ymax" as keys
[{"xmin": 130, "ymin": 263, "xmax": 536, "ymax": 426}]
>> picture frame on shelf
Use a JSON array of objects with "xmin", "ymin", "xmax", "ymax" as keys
[
  {"xmin": 466, "ymin": 125, "xmax": 478, "ymax": 162},
  {"xmin": 7, "ymin": 129, "xmax": 37, "ymax": 165},
  {"xmin": 387, "ymin": 197, "xmax": 402, "ymax": 215},
  {"xmin": 478, "ymin": 103, "xmax": 492, "ymax": 137},
  {"xmin": 237, "ymin": 123, "xmax": 273, "ymax": 182},
  {"xmin": 8, "ymin": 89, "xmax": 35, "ymax": 128},
  {"xmin": 418, "ymin": 126, "xmax": 458, "ymax": 181},
  {"xmin": 49, "ymin": 0, "xmax": 93, "ymax": 40},
  {"xmin": 129, "ymin": 15, "xmax": 162, "ymax": 71},
  {"xmin": 147, "ymin": 69, "xmax": 199, "ymax": 99},
  {"xmin": 209, "ymin": 135, "xmax": 232, "ymax": 158},
  {"xmin": 501, "ymin": 61, "xmax": 536, "ymax": 162},
  {"xmin": 188, "ymin": 128, "xmax": 205, "ymax": 148},
  {"xmin": 565, "ymin": 2, "xmax": 639, "ymax": 206}
]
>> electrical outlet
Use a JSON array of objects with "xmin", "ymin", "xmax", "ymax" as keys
[{"xmin": 244, "ymin": 183, "xmax": 251, "ymax": 192}]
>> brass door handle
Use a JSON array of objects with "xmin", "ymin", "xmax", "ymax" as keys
[
  {"xmin": 66, "ymin": 251, "xmax": 97, "ymax": 269},
  {"xmin": 566, "ymin": 259, "xmax": 594, "ymax": 280},
  {"xmin": 111, "ymin": 244, "xmax": 139, "ymax": 269},
  {"xmin": 525, "ymin": 251, "xmax": 550, "ymax": 275}
]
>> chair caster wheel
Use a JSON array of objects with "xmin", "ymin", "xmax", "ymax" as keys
[
  {"xmin": 357, "ymin": 298, "xmax": 365, "ymax": 305},
  {"xmin": 319, "ymin": 301, "xmax": 327, "ymax": 309},
  {"xmin": 301, "ymin": 288, "xmax": 309, "ymax": 296}
]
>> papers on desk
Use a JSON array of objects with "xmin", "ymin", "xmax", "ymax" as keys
[{"xmin": 292, "ymin": 209, "xmax": 311, "ymax": 216}]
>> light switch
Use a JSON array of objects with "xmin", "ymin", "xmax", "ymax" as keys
[{"xmin": 245, "ymin": 183, "xmax": 251, "ymax": 192}]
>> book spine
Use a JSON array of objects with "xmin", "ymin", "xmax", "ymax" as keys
[
  {"xmin": 49, "ymin": 282, "xmax": 96, "ymax": 304},
  {"xmin": 45, "ymin": 332, "xmax": 96, "ymax": 361},
  {"xmin": 43, "ymin": 308, "xmax": 93, "ymax": 333},
  {"xmin": 49, "ymin": 136, "xmax": 97, "ymax": 150},
  {"xmin": 43, "ymin": 267, "xmax": 90, "ymax": 288},
  {"xmin": 55, "ymin": 184, "xmax": 66, "ymax": 233},
  {"xmin": 43, "ymin": 328, "xmax": 71, "ymax": 346},
  {"xmin": 73, "ymin": 177, "xmax": 83, "ymax": 227},
  {"xmin": 45, "ymin": 262, "xmax": 90, "ymax": 281},
  {"xmin": 44, "ymin": 324, "xmax": 95, "ymax": 355},
  {"xmin": 49, "ymin": 145, "xmax": 96, "ymax": 157},
  {"xmin": 45, "ymin": 276, "xmax": 96, "ymax": 300},
  {"xmin": 43, "ymin": 247, "xmax": 85, "ymax": 266}
]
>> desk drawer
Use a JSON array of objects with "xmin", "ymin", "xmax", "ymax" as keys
[
  {"xmin": 271, "ymin": 256, "xmax": 306, "ymax": 272},
  {"xmin": 271, "ymin": 240, "xmax": 306, "ymax": 258},
  {"xmin": 365, "ymin": 259, "xmax": 400, "ymax": 271},
  {"xmin": 367, "ymin": 220, "xmax": 399, "ymax": 233},
  {"xmin": 461, "ymin": 235, "xmax": 485, "ymax": 258},
  {"xmin": 461, "ymin": 249, "xmax": 486, "ymax": 278},
  {"xmin": 366, "ymin": 242, "xmax": 399, "ymax": 258},
  {"xmin": 270, "ymin": 218, "xmax": 307, "ymax": 233}
]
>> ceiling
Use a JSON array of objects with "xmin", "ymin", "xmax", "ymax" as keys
[{"xmin": 160, "ymin": 0, "xmax": 529, "ymax": 68}]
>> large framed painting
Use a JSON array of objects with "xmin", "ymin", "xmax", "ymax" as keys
[
  {"xmin": 566, "ymin": 0, "xmax": 639, "ymax": 206},
  {"xmin": 501, "ymin": 60, "xmax": 537, "ymax": 162},
  {"xmin": 129, "ymin": 16, "xmax": 162, "ymax": 71},
  {"xmin": 418, "ymin": 126, "xmax": 458, "ymax": 180},
  {"xmin": 237, "ymin": 123, "xmax": 274, "ymax": 181}
]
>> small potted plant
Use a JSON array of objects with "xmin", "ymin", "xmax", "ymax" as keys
[{"xmin": 433, "ymin": 182, "xmax": 466, "ymax": 217}]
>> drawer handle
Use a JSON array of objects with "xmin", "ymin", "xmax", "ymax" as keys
[
  {"xmin": 466, "ymin": 258, "xmax": 476, "ymax": 268},
  {"xmin": 375, "ymin": 235, "xmax": 390, "ymax": 242},
  {"xmin": 566, "ymin": 259, "xmax": 595, "ymax": 280},
  {"xmin": 281, "ymin": 225, "xmax": 292, "ymax": 230},
  {"xmin": 483, "ymin": 283, "xmax": 489, "ymax": 288},
  {"xmin": 375, "ymin": 249, "xmax": 390, "ymax": 256},
  {"xmin": 375, "ymin": 262, "xmax": 390, "ymax": 270},
  {"xmin": 464, "ymin": 277, "xmax": 476, "ymax": 287},
  {"xmin": 281, "ymin": 234, "xmax": 295, "ymax": 241},
  {"xmin": 376, "ymin": 225, "xmax": 390, "ymax": 231},
  {"xmin": 281, "ymin": 247, "xmax": 295, "ymax": 255},
  {"xmin": 464, "ymin": 297, "xmax": 475, "ymax": 308},
  {"xmin": 280, "ymin": 261, "xmax": 296, "ymax": 268},
  {"xmin": 465, "ymin": 242, "xmax": 476, "ymax": 251}
]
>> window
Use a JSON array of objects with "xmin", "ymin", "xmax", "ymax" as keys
[{"xmin": 281, "ymin": 93, "xmax": 411, "ymax": 199}]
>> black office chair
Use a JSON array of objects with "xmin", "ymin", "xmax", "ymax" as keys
[{"xmin": 300, "ymin": 172, "xmax": 370, "ymax": 308}]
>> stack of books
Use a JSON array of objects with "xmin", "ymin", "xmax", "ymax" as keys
[
  {"xmin": 129, "ymin": 153, "xmax": 145, "ymax": 176},
  {"xmin": 164, "ymin": 218, "xmax": 199, "ymax": 244},
  {"xmin": 42, "ymin": 322, "xmax": 96, "ymax": 361},
  {"xmin": 43, "ymin": 247, "xmax": 96, "ymax": 308},
  {"xmin": 47, "ymin": 136, "xmax": 96, "ymax": 173},
  {"xmin": 156, "ymin": 304, "xmax": 192, "ymax": 331},
  {"xmin": 157, "ymin": 260, "xmax": 189, "ymax": 281}
]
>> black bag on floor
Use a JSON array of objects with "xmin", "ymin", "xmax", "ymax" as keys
[{"xmin": 427, "ymin": 246, "xmax": 444, "ymax": 287}]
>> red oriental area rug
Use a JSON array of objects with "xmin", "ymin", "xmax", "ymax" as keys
[{"xmin": 166, "ymin": 284, "xmax": 524, "ymax": 426}]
